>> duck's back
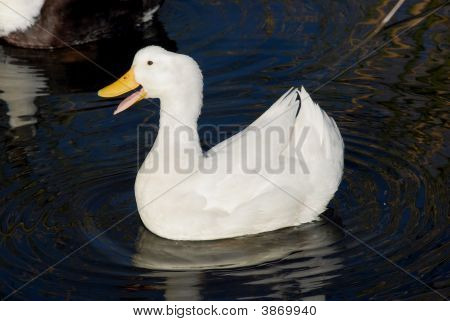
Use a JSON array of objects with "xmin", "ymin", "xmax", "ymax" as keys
[
  {"xmin": 136, "ymin": 87, "xmax": 344, "ymax": 240},
  {"xmin": 200, "ymin": 87, "xmax": 344, "ymax": 228}
]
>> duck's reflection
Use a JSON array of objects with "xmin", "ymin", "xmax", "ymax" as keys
[
  {"xmin": 133, "ymin": 218, "xmax": 343, "ymax": 300},
  {"xmin": 0, "ymin": 15, "xmax": 176, "ymax": 135},
  {"xmin": 0, "ymin": 47, "xmax": 47, "ymax": 130}
]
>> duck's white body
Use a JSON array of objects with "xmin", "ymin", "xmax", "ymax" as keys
[{"xmin": 100, "ymin": 46, "xmax": 344, "ymax": 241}]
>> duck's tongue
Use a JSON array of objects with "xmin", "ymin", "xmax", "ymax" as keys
[{"xmin": 114, "ymin": 88, "xmax": 147, "ymax": 115}]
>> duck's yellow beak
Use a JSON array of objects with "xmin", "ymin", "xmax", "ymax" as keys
[{"xmin": 98, "ymin": 68, "xmax": 147, "ymax": 115}]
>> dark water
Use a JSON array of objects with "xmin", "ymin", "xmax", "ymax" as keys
[{"xmin": 0, "ymin": 0, "xmax": 448, "ymax": 300}]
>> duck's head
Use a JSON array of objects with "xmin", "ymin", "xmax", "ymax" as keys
[{"xmin": 98, "ymin": 46, "xmax": 203, "ymax": 115}]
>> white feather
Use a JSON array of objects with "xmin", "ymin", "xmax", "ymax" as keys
[{"xmin": 0, "ymin": 0, "xmax": 45, "ymax": 36}]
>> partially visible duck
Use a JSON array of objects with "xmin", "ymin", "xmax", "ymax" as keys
[{"xmin": 0, "ymin": 0, "xmax": 162, "ymax": 49}]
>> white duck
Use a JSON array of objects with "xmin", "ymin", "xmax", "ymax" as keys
[{"xmin": 98, "ymin": 46, "xmax": 344, "ymax": 241}]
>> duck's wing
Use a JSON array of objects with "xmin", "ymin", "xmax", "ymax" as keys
[
  {"xmin": 206, "ymin": 87, "xmax": 300, "ymax": 164},
  {"xmin": 200, "ymin": 87, "xmax": 343, "ymax": 220}
]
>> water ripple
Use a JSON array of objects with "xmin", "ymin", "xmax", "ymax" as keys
[{"xmin": 0, "ymin": 0, "xmax": 448, "ymax": 300}]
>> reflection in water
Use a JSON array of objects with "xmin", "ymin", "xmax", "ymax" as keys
[
  {"xmin": 133, "ymin": 220, "xmax": 342, "ymax": 300},
  {"xmin": 0, "ymin": 47, "xmax": 47, "ymax": 129},
  {"xmin": 0, "ymin": 15, "xmax": 176, "ymax": 133}
]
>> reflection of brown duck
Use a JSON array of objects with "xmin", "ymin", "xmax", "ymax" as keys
[
  {"xmin": 0, "ymin": 9, "xmax": 175, "ymax": 135},
  {"xmin": 0, "ymin": 47, "xmax": 47, "ymax": 130},
  {"xmin": 0, "ymin": 0, "xmax": 162, "ymax": 49}
]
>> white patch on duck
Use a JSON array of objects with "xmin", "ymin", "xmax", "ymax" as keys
[
  {"xmin": 141, "ymin": 5, "xmax": 160, "ymax": 23},
  {"xmin": 0, "ymin": 0, "xmax": 45, "ymax": 36}
]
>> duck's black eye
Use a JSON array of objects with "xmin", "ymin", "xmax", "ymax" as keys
[{"xmin": 147, "ymin": 61, "xmax": 153, "ymax": 66}]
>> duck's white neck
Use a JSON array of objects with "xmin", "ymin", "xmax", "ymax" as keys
[
  {"xmin": 151, "ymin": 91, "xmax": 203, "ymax": 162},
  {"xmin": 159, "ymin": 92, "xmax": 202, "ymax": 130}
]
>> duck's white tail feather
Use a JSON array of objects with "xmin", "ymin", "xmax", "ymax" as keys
[
  {"xmin": 283, "ymin": 87, "xmax": 344, "ymax": 215},
  {"xmin": 295, "ymin": 87, "xmax": 343, "ymax": 160}
]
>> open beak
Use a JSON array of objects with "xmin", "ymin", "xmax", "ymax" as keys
[{"xmin": 98, "ymin": 68, "xmax": 147, "ymax": 115}]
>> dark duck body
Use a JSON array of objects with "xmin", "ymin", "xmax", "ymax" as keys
[{"xmin": 0, "ymin": 0, "xmax": 162, "ymax": 49}]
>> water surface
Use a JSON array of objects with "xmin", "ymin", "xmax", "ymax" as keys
[{"xmin": 0, "ymin": 0, "xmax": 448, "ymax": 300}]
